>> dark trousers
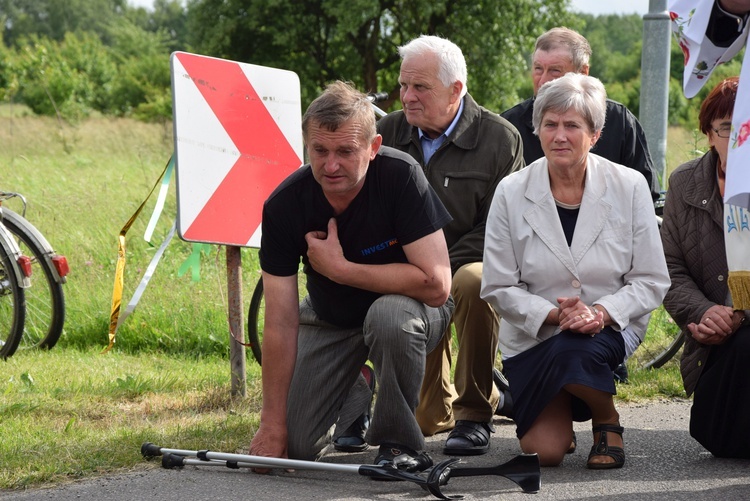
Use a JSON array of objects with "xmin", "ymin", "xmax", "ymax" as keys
[{"xmin": 690, "ymin": 325, "xmax": 750, "ymax": 458}]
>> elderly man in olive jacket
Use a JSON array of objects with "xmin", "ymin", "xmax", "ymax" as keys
[{"xmin": 376, "ymin": 35, "xmax": 524, "ymax": 456}]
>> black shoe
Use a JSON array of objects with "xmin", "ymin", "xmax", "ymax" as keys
[
  {"xmin": 443, "ymin": 420, "xmax": 492, "ymax": 456},
  {"xmin": 567, "ymin": 432, "xmax": 577, "ymax": 454},
  {"xmin": 613, "ymin": 363, "xmax": 629, "ymax": 384},
  {"xmin": 334, "ymin": 365, "xmax": 376, "ymax": 452},
  {"xmin": 334, "ymin": 414, "xmax": 370, "ymax": 452},
  {"xmin": 493, "ymin": 367, "xmax": 514, "ymax": 418},
  {"xmin": 373, "ymin": 443, "xmax": 433, "ymax": 474}
]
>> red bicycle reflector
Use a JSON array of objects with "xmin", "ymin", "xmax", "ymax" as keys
[
  {"xmin": 52, "ymin": 255, "xmax": 70, "ymax": 278},
  {"xmin": 17, "ymin": 255, "xmax": 32, "ymax": 277}
]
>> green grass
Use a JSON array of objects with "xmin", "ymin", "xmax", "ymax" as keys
[
  {"xmin": 1, "ymin": 104, "xmax": 265, "ymax": 356},
  {"xmin": 665, "ymin": 125, "xmax": 708, "ymax": 187},
  {"xmin": 1, "ymin": 347, "xmax": 262, "ymax": 489},
  {"xmin": 0, "ymin": 106, "xmax": 691, "ymax": 491}
]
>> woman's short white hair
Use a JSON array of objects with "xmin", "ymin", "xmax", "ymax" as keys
[
  {"xmin": 398, "ymin": 35, "xmax": 468, "ymax": 98},
  {"xmin": 532, "ymin": 72, "xmax": 607, "ymax": 135}
]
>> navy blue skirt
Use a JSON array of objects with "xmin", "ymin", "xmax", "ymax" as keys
[{"xmin": 503, "ymin": 327, "xmax": 625, "ymax": 438}]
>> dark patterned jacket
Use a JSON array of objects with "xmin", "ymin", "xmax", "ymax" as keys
[{"xmin": 661, "ymin": 149, "xmax": 728, "ymax": 395}]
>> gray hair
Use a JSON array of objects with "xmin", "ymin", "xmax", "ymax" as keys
[
  {"xmin": 532, "ymin": 73, "xmax": 607, "ymax": 135},
  {"xmin": 534, "ymin": 27, "xmax": 592, "ymax": 73},
  {"xmin": 302, "ymin": 80, "xmax": 377, "ymax": 143},
  {"xmin": 398, "ymin": 35, "xmax": 468, "ymax": 98}
]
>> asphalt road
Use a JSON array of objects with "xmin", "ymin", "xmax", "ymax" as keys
[{"xmin": 3, "ymin": 399, "xmax": 749, "ymax": 500}]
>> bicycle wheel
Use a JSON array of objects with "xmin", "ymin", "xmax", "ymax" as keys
[
  {"xmin": 627, "ymin": 305, "xmax": 684, "ymax": 371},
  {"xmin": 247, "ymin": 272, "xmax": 307, "ymax": 366},
  {"xmin": 0, "ymin": 246, "xmax": 26, "ymax": 359},
  {"xmin": 247, "ymin": 277, "xmax": 264, "ymax": 364},
  {"xmin": 2, "ymin": 212, "xmax": 66, "ymax": 350}
]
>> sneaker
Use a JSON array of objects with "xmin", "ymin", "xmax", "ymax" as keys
[
  {"xmin": 493, "ymin": 367, "xmax": 514, "ymax": 418},
  {"xmin": 334, "ymin": 365, "xmax": 376, "ymax": 452},
  {"xmin": 373, "ymin": 443, "xmax": 433, "ymax": 473}
]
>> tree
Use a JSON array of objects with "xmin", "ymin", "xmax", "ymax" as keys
[
  {"xmin": 0, "ymin": 0, "xmax": 128, "ymax": 47},
  {"xmin": 185, "ymin": 0, "xmax": 580, "ymax": 112},
  {"xmin": 127, "ymin": 0, "xmax": 189, "ymax": 51}
]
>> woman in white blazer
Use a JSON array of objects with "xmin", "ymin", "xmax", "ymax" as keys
[{"xmin": 480, "ymin": 73, "xmax": 669, "ymax": 469}]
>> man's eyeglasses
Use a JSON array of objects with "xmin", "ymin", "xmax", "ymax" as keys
[{"xmin": 712, "ymin": 125, "xmax": 732, "ymax": 138}]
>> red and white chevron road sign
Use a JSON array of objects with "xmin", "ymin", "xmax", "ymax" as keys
[{"xmin": 171, "ymin": 51, "xmax": 303, "ymax": 247}]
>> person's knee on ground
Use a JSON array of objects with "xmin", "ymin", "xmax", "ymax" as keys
[
  {"xmin": 518, "ymin": 392, "xmax": 572, "ymax": 466},
  {"xmin": 287, "ymin": 429, "xmax": 333, "ymax": 461}
]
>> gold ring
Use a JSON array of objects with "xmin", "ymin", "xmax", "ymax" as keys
[{"xmin": 579, "ymin": 314, "xmax": 584, "ymax": 320}]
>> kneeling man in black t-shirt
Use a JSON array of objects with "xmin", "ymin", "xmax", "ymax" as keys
[{"xmin": 249, "ymin": 80, "xmax": 454, "ymax": 472}]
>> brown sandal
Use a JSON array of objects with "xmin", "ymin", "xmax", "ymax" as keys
[{"xmin": 587, "ymin": 424, "xmax": 625, "ymax": 469}]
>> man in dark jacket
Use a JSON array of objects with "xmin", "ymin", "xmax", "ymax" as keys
[
  {"xmin": 501, "ymin": 27, "xmax": 660, "ymax": 202},
  {"xmin": 376, "ymin": 35, "xmax": 524, "ymax": 456}
]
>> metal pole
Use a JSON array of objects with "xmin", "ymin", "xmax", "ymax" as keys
[
  {"xmin": 640, "ymin": 0, "xmax": 672, "ymax": 190},
  {"xmin": 226, "ymin": 245, "xmax": 246, "ymax": 397}
]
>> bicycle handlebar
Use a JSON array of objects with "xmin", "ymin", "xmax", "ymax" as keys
[{"xmin": 367, "ymin": 92, "xmax": 389, "ymax": 104}]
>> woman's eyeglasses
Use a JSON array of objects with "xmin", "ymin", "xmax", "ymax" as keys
[{"xmin": 712, "ymin": 125, "xmax": 732, "ymax": 138}]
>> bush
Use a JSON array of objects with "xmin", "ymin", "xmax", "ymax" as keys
[
  {"xmin": 1, "ymin": 23, "xmax": 174, "ymax": 122},
  {"xmin": 9, "ymin": 33, "xmax": 115, "ymax": 121}
]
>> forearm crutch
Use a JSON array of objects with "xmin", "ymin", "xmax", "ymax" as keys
[{"xmin": 141, "ymin": 442, "xmax": 540, "ymax": 499}]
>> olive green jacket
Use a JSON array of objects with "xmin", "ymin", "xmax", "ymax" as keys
[{"xmin": 377, "ymin": 94, "xmax": 524, "ymax": 274}]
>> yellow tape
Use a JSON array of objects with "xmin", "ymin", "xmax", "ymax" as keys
[{"xmin": 104, "ymin": 158, "xmax": 172, "ymax": 353}]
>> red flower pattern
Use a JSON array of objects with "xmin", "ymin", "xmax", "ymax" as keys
[
  {"xmin": 679, "ymin": 40, "xmax": 690, "ymax": 66},
  {"xmin": 737, "ymin": 121, "xmax": 750, "ymax": 148}
]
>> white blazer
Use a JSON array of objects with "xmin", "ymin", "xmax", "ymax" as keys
[{"xmin": 480, "ymin": 154, "xmax": 670, "ymax": 359}]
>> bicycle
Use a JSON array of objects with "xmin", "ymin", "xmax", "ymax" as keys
[
  {"xmin": 0, "ymin": 191, "xmax": 69, "ymax": 357},
  {"xmin": 0, "ymin": 215, "xmax": 29, "ymax": 359}
]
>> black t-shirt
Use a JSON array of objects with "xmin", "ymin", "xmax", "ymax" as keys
[{"xmin": 260, "ymin": 146, "xmax": 452, "ymax": 328}]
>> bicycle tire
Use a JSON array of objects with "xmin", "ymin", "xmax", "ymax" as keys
[
  {"xmin": 628, "ymin": 305, "xmax": 684, "ymax": 371},
  {"xmin": 643, "ymin": 332, "xmax": 684, "ymax": 370},
  {"xmin": 247, "ymin": 277, "xmax": 264, "ymax": 365},
  {"xmin": 247, "ymin": 272, "xmax": 307, "ymax": 366},
  {"xmin": 0, "ymin": 246, "xmax": 26, "ymax": 359},
  {"xmin": 2, "ymin": 212, "xmax": 65, "ymax": 350}
]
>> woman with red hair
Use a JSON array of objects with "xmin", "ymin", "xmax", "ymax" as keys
[{"xmin": 661, "ymin": 76, "xmax": 750, "ymax": 458}]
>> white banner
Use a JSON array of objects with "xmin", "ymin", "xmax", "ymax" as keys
[{"xmin": 670, "ymin": 0, "xmax": 750, "ymax": 309}]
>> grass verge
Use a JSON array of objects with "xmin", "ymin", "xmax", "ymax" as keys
[{"xmin": 1, "ymin": 347, "xmax": 262, "ymax": 490}]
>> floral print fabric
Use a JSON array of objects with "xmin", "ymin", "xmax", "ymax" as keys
[{"xmin": 670, "ymin": 0, "xmax": 750, "ymax": 308}]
